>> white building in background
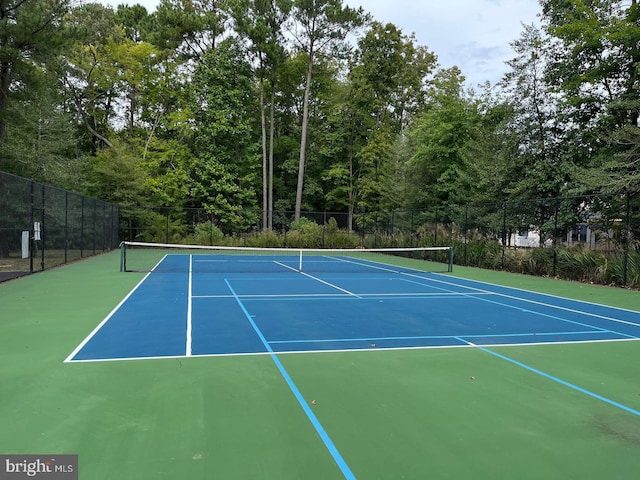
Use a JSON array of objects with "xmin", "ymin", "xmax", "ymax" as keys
[
  {"xmin": 513, "ymin": 230, "xmax": 541, "ymax": 247},
  {"xmin": 500, "ymin": 224, "xmax": 617, "ymax": 250}
]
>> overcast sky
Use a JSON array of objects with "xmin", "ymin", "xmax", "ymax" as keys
[{"xmin": 99, "ymin": 0, "xmax": 542, "ymax": 87}]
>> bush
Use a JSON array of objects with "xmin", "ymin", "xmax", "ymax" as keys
[
  {"xmin": 285, "ymin": 218, "xmax": 324, "ymax": 248},
  {"xmin": 463, "ymin": 240, "xmax": 503, "ymax": 269},
  {"xmin": 243, "ymin": 230, "xmax": 284, "ymax": 248},
  {"xmin": 187, "ymin": 222, "xmax": 224, "ymax": 246},
  {"xmin": 321, "ymin": 218, "xmax": 358, "ymax": 248}
]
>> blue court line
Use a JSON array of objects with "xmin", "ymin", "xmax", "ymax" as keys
[
  {"xmin": 456, "ymin": 338, "xmax": 640, "ymax": 417},
  {"xmin": 416, "ymin": 273, "xmax": 640, "ymax": 327},
  {"xmin": 224, "ymin": 279, "xmax": 356, "ymax": 480},
  {"xmin": 399, "ymin": 277, "xmax": 638, "ymax": 339},
  {"xmin": 268, "ymin": 330, "xmax": 608, "ymax": 344}
]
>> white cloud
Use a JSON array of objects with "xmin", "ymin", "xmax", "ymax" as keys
[
  {"xmin": 98, "ymin": 0, "xmax": 541, "ymax": 86},
  {"xmin": 344, "ymin": 0, "xmax": 541, "ymax": 86}
]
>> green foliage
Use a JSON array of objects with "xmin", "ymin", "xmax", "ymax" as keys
[
  {"xmin": 187, "ymin": 222, "xmax": 224, "ymax": 246},
  {"xmin": 406, "ymin": 68, "xmax": 480, "ymax": 207},
  {"xmin": 148, "ymin": 0, "xmax": 227, "ymax": 59},
  {"xmin": 460, "ymin": 240, "xmax": 504, "ymax": 270},
  {"xmin": 241, "ymin": 230, "xmax": 284, "ymax": 247},
  {"xmin": 190, "ymin": 37, "xmax": 260, "ymax": 231},
  {"xmin": 324, "ymin": 217, "xmax": 361, "ymax": 248},
  {"xmin": 0, "ymin": 0, "xmax": 70, "ymax": 146},
  {"xmin": 85, "ymin": 139, "xmax": 146, "ymax": 207},
  {"xmin": 285, "ymin": 218, "xmax": 324, "ymax": 247}
]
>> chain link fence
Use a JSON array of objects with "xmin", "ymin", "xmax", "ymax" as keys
[
  {"xmin": 0, "ymin": 171, "xmax": 120, "ymax": 282},
  {"xmin": 120, "ymin": 191, "xmax": 638, "ymax": 287},
  {"xmin": 3, "ymin": 168, "xmax": 635, "ymax": 286}
]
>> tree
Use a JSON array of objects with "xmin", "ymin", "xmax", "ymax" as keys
[
  {"xmin": 116, "ymin": 3, "xmax": 154, "ymax": 43},
  {"xmin": 229, "ymin": 0, "xmax": 291, "ymax": 230},
  {"xmin": 288, "ymin": 0, "xmax": 367, "ymax": 221},
  {"xmin": 406, "ymin": 67, "xmax": 478, "ymax": 207},
  {"xmin": 1, "ymin": 76, "xmax": 80, "ymax": 186},
  {"xmin": 148, "ymin": 0, "xmax": 228, "ymax": 62},
  {"xmin": 190, "ymin": 38, "xmax": 259, "ymax": 231},
  {"xmin": 324, "ymin": 22, "xmax": 436, "ymax": 226},
  {"xmin": 542, "ymin": 0, "xmax": 640, "ymax": 129},
  {"xmin": 499, "ymin": 23, "xmax": 573, "ymax": 201},
  {"xmin": 541, "ymin": 0, "xmax": 640, "ymax": 201},
  {"xmin": 62, "ymin": 3, "xmax": 125, "ymax": 150},
  {"xmin": 0, "ymin": 0, "xmax": 70, "ymax": 148}
]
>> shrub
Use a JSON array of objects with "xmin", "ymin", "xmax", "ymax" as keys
[
  {"xmin": 285, "ymin": 218, "xmax": 324, "ymax": 248},
  {"xmin": 243, "ymin": 230, "xmax": 284, "ymax": 248},
  {"xmin": 188, "ymin": 222, "xmax": 224, "ymax": 246}
]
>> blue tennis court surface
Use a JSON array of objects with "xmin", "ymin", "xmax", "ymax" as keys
[{"xmin": 66, "ymin": 253, "xmax": 640, "ymax": 362}]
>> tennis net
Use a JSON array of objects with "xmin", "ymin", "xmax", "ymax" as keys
[{"xmin": 119, "ymin": 241, "xmax": 454, "ymax": 274}]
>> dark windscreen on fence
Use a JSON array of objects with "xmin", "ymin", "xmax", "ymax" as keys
[{"xmin": 0, "ymin": 171, "xmax": 119, "ymax": 282}]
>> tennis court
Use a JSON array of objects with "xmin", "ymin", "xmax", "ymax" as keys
[{"xmin": 2, "ymin": 246, "xmax": 640, "ymax": 479}]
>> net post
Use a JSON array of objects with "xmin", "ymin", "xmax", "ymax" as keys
[
  {"xmin": 448, "ymin": 246, "xmax": 454, "ymax": 272},
  {"xmin": 299, "ymin": 249, "xmax": 303, "ymax": 272},
  {"xmin": 119, "ymin": 241, "xmax": 126, "ymax": 272}
]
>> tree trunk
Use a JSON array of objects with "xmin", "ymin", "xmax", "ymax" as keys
[
  {"xmin": 259, "ymin": 74, "xmax": 268, "ymax": 231},
  {"xmin": 268, "ymin": 67, "xmax": 276, "ymax": 230},
  {"xmin": 295, "ymin": 53, "xmax": 314, "ymax": 222}
]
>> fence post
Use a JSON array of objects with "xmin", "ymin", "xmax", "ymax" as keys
[
  {"xmin": 553, "ymin": 199, "xmax": 559, "ymax": 277},
  {"xmin": 102, "ymin": 202, "xmax": 107, "ymax": 252},
  {"xmin": 93, "ymin": 199, "xmax": 97, "ymax": 255},
  {"xmin": 40, "ymin": 183, "xmax": 45, "ymax": 271},
  {"xmin": 210, "ymin": 212, "xmax": 214, "ymax": 246},
  {"xmin": 29, "ymin": 180, "xmax": 35, "ymax": 273},
  {"xmin": 434, "ymin": 207, "xmax": 438, "ymax": 247},
  {"xmin": 464, "ymin": 204, "xmax": 469, "ymax": 265},
  {"xmin": 410, "ymin": 210, "xmax": 414, "ymax": 246},
  {"xmin": 323, "ymin": 211, "xmax": 327, "ymax": 247},
  {"xmin": 165, "ymin": 208, "xmax": 170, "ymax": 244},
  {"xmin": 623, "ymin": 191, "xmax": 630, "ymax": 287},
  {"xmin": 390, "ymin": 210, "xmax": 395, "ymax": 238},
  {"xmin": 501, "ymin": 202, "xmax": 507, "ymax": 269},
  {"xmin": 80, "ymin": 196, "xmax": 85, "ymax": 258},
  {"xmin": 64, "ymin": 191, "xmax": 69, "ymax": 264}
]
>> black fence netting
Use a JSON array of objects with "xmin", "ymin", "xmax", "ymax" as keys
[
  {"xmin": 3, "ymin": 168, "xmax": 636, "ymax": 287},
  {"xmin": 0, "ymin": 171, "xmax": 120, "ymax": 282},
  {"xmin": 120, "ymin": 191, "xmax": 639, "ymax": 287}
]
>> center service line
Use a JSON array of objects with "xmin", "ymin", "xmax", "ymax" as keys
[{"xmin": 224, "ymin": 279, "xmax": 356, "ymax": 480}]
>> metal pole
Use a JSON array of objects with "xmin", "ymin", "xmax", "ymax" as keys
[
  {"xmin": 553, "ymin": 200, "xmax": 559, "ymax": 277},
  {"xmin": 501, "ymin": 202, "xmax": 507, "ymax": 269},
  {"xmin": 40, "ymin": 184, "xmax": 45, "ymax": 271},
  {"xmin": 64, "ymin": 191, "xmax": 68, "ymax": 264},
  {"xmin": 464, "ymin": 205, "xmax": 469, "ymax": 265},
  {"xmin": 93, "ymin": 199, "xmax": 97, "ymax": 255},
  {"xmin": 623, "ymin": 191, "xmax": 630, "ymax": 287},
  {"xmin": 80, "ymin": 196, "xmax": 85, "ymax": 258},
  {"xmin": 165, "ymin": 208, "xmax": 169, "ymax": 244},
  {"xmin": 29, "ymin": 180, "xmax": 34, "ymax": 273}
]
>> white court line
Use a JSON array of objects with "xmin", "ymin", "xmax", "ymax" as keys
[
  {"xmin": 406, "ymin": 272, "xmax": 640, "ymax": 328},
  {"xmin": 193, "ymin": 293, "xmax": 352, "ymax": 299},
  {"xmin": 64, "ymin": 337, "xmax": 640, "ymax": 363},
  {"xmin": 274, "ymin": 260, "xmax": 360, "ymax": 297},
  {"xmin": 330, "ymin": 255, "xmax": 398, "ymax": 273},
  {"xmin": 63, "ymin": 254, "xmax": 170, "ymax": 363},
  {"xmin": 299, "ymin": 270, "xmax": 360, "ymax": 298},
  {"xmin": 192, "ymin": 292, "xmax": 497, "ymax": 299},
  {"xmin": 186, "ymin": 255, "xmax": 193, "ymax": 357}
]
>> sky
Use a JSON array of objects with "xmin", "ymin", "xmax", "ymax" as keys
[{"xmin": 99, "ymin": 0, "xmax": 542, "ymax": 87}]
